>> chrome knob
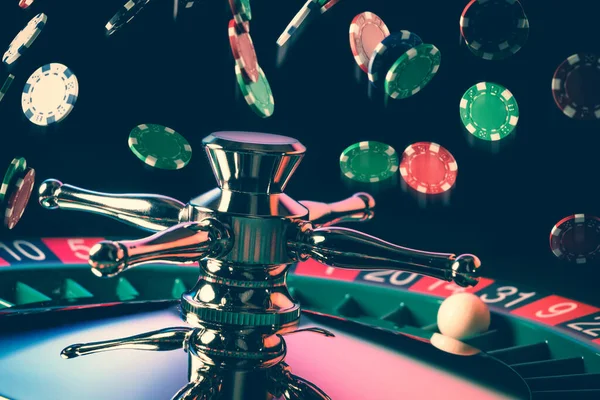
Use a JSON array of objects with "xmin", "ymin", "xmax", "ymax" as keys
[
  {"xmin": 203, "ymin": 131, "xmax": 306, "ymax": 194},
  {"xmin": 37, "ymin": 179, "xmax": 184, "ymax": 232}
]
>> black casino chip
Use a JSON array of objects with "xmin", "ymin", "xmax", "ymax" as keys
[
  {"xmin": 552, "ymin": 53, "xmax": 600, "ymax": 120},
  {"xmin": 550, "ymin": 214, "xmax": 600, "ymax": 264},
  {"xmin": 459, "ymin": 0, "xmax": 529, "ymax": 60}
]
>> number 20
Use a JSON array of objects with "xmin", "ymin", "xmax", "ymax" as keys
[{"xmin": 362, "ymin": 270, "xmax": 419, "ymax": 286}]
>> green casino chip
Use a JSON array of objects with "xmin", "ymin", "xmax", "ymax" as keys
[
  {"xmin": 0, "ymin": 157, "xmax": 27, "ymax": 204},
  {"xmin": 232, "ymin": 0, "xmax": 251, "ymax": 23},
  {"xmin": 384, "ymin": 43, "xmax": 441, "ymax": 99},
  {"xmin": 0, "ymin": 74, "xmax": 15, "ymax": 103},
  {"xmin": 339, "ymin": 141, "xmax": 399, "ymax": 183},
  {"xmin": 230, "ymin": 0, "xmax": 251, "ymax": 32},
  {"xmin": 460, "ymin": 82, "xmax": 519, "ymax": 141},
  {"xmin": 235, "ymin": 63, "xmax": 274, "ymax": 118},
  {"xmin": 128, "ymin": 124, "xmax": 192, "ymax": 170}
]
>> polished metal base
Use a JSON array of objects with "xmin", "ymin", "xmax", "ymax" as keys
[{"xmin": 37, "ymin": 131, "xmax": 482, "ymax": 399}]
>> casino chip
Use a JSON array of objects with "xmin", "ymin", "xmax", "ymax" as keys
[
  {"xmin": 384, "ymin": 43, "xmax": 441, "ymax": 99},
  {"xmin": 460, "ymin": 0, "xmax": 529, "ymax": 61},
  {"xmin": 277, "ymin": 0, "xmax": 320, "ymax": 47},
  {"xmin": 460, "ymin": 82, "xmax": 519, "ymax": 141},
  {"xmin": 552, "ymin": 54, "xmax": 600, "ymax": 120},
  {"xmin": 399, "ymin": 142, "xmax": 458, "ymax": 194},
  {"xmin": 228, "ymin": 19, "xmax": 259, "ymax": 83},
  {"xmin": 235, "ymin": 64, "xmax": 274, "ymax": 118},
  {"xmin": 22, "ymin": 63, "xmax": 79, "ymax": 127},
  {"xmin": 19, "ymin": 0, "xmax": 35, "ymax": 9},
  {"xmin": 0, "ymin": 74, "xmax": 15, "ymax": 103},
  {"xmin": 228, "ymin": 0, "xmax": 251, "ymax": 27},
  {"xmin": 550, "ymin": 214, "xmax": 600, "ymax": 264},
  {"xmin": 0, "ymin": 157, "xmax": 26, "ymax": 205},
  {"xmin": 173, "ymin": 0, "xmax": 196, "ymax": 20},
  {"xmin": 128, "ymin": 124, "xmax": 192, "ymax": 170},
  {"xmin": 4, "ymin": 167, "xmax": 35, "ymax": 230},
  {"xmin": 106, "ymin": 0, "xmax": 152, "ymax": 36},
  {"xmin": 349, "ymin": 12, "xmax": 390, "ymax": 74},
  {"xmin": 320, "ymin": 0, "xmax": 343, "ymax": 14},
  {"xmin": 2, "ymin": 13, "xmax": 47, "ymax": 66},
  {"xmin": 339, "ymin": 141, "xmax": 399, "ymax": 183},
  {"xmin": 368, "ymin": 30, "xmax": 423, "ymax": 87}
]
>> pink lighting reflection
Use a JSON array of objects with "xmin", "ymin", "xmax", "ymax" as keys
[{"xmin": 285, "ymin": 329, "xmax": 515, "ymax": 400}]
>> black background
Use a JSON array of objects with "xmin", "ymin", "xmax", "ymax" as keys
[{"xmin": 0, "ymin": 0, "xmax": 599, "ymax": 303}]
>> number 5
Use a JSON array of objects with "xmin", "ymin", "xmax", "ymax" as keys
[{"xmin": 67, "ymin": 239, "xmax": 93, "ymax": 260}]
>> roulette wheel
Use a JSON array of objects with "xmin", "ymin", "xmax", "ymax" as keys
[
  {"xmin": 1, "ymin": 1, "xmax": 600, "ymax": 399},
  {"xmin": 0, "ymin": 131, "xmax": 599, "ymax": 400}
]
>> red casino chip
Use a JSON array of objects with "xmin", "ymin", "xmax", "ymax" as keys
[
  {"xmin": 320, "ymin": 0, "xmax": 342, "ymax": 13},
  {"xmin": 349, "ymin": 12, "xmax": 390, "ymax": 74},
  {"xmin": 228, "ymin": 19, "xmax": 259, "ymax": 83},
  {"xmin": 4, "ymin": 167, "xmax": 35, "ymax": 230},
  {"xmin": 550, "ymin": 214, "xmax": 600, "ymax": 264},
  {"xmin": 19, "ymin": 0, "xmax": 34, "ymax": 9},
  {"xmin": 552, "ymin": 53, "xmax": 600, "ymax": 120},
  {"xmin": 399, "ymin": 142, "xmax": 458, "ymax": 194}
]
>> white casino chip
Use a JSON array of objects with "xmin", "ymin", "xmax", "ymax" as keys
[
  {"xmin": 21, "ymin": 63, "xmax": 79, "ymax": 127},
  {"xmin": 276, "ymin": 0, "xmax": 319, "ymax": 47},
  {"xmin": 2, "ymin": 13, "xmax": 47, "ymax": 65}
]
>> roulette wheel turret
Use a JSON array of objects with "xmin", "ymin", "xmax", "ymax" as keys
[{"xmin": 6, "ymin": 131, "xmax": 485, "ymax": 399}]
